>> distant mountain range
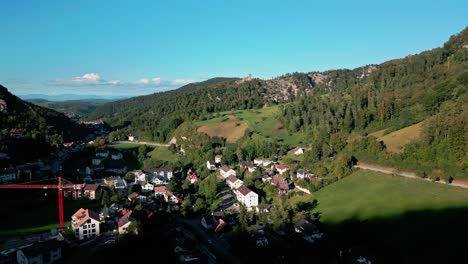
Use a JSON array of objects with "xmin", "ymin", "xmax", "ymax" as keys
[{"xmin": 19, "ymin": 94, "xmax": 129, "ymax": 102}]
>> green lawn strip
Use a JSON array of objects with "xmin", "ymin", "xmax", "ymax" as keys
[{"xmin": 314, "ymin": 170, "xmax": 468, "ymax": 224}]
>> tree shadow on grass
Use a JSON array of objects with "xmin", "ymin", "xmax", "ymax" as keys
[{"xmin": 322, "ymin": 206, "xmax": 468, "ymax": 264}]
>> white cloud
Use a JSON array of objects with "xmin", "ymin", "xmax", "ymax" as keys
[
  {"xmin": 73, "ymin": 73, "xmax": 101, "ymax": 84},
  {"xmin": 49, "ymin": 73, "xmax": 197, "ymax": 89},
  {"xmin": 107, "ymin": 80, "xmax": 123, "ymax": 85},
  {"xmin": 170, "ymin": 79, "xmax": 194, "ymax": 86},
  {"xmin": 136, "ymin": 77, "xmax": 161, "ymax": 85}
]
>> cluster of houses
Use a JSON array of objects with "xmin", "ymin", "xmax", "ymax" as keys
[
  {"xmin": 206, "ymin": 154, "xmax": 321, "ymax": 212},
  {"xmin": 70, "ymin": 204, "xmax": 139, "ymax": 241},
  {"xmin": 0, "ymin": 230, "xmax": 64, "ymax": 264},
  {"xmin": 0, "ymin": 159, "xmax": 52, "ymax": 183},
  {"xmin": 84, "ymin": 147, "xmax": 127, "ymax": 177}
]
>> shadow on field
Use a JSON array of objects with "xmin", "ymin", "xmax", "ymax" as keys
[
  {"xmin": 322, "ymin": 206, "xmax": 468, "ymax": 264},
  {"xmin": 228, "ymin": 207, "xmax": 468, "ymax": 264}
]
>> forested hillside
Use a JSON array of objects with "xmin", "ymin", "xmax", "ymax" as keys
[
  {"xmin": 88, "ymin": 28, "xmax": 466, "ymax": 176},
  {"xmin": 0, "ymin": 85, "xmax": 90, "ymax": 143},
  {"xmin": 280, "ymin": 27, "xmax": 467, "ymax": 176}
]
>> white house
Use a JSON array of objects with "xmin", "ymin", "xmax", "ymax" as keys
[
  {"xmin": 206, "ymin": 160, "xmax": 216, "ymax": 171},
  {"xmin": 71, "ymin": 208, "xmax": 101, "ymax": 240},
  {"xmin": 141, "ymin": 182, "xmax": 154, "ymax": 192},
  {"xmin": 226, "ymin": 175, "xmax": 243, "ymax": 190},
  {"xmin": 215, "ymin": 155, "xmax": 223, "ymax": 164},
  {"xmin": 128, "ymin": 135, "xmax": 136, "ymax": 141},
  {"xmin": 219, "ymin": 166, "xmax": 236, "ymax": 179},
  {"xmin": 247, "ymin": 166, "xmax": 257, "ymax": 173},
  {"xmin": 150, "ymin": 175, "xmax": 166, "ymax": 186},
  {"xmin": 276, "ymin": 165, "xmax": 289, "ymax": 175},
  {"xmin": 154, "ymin": 186, "xmax": 168, "ymax": 200},
  {"xmin": 133, "ymin": 170, "xmax": 148, "ymax": 184},
  {"xmin": 234, "ymin": 185, "xmax": 258, "ymax": 209},
  {"xmin": 253, "ymin": 158, "xmax": 263, "ymax": 166},
  {"xmin": 0, "ymin": 166, "xmax": 16, "ymax": 183},
  {"xmin": 262, "ymin": 160, "xmax": 273, "ymax": 167},
  {"xmin": 149, "ymin": 168, "xmax": 173, "ymax": 181},
  {"xmin": 292, "ymin": 147, "xmax": 304, "ymax": 156},
  {"xmin": 297, "ymin": 169, "xmax": 315, "ymax": 179},
  {"xmin": 111, "ymin": 152, "xmax": 123, "ymax": 160}
]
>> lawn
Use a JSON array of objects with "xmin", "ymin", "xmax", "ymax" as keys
[
  {"xmin": 314, "ymin": 170, "xmax": 468, "ymax": 224},
  {"xmin": 196, "ymin": 106, "xmax": 306, "ymax": 146},
  {"xmin": 147, "ymin": 146, "xmax": 181, "ymax": 162},
  {"xmin": 313, "ymin": 170, "xmax": 468, "ymax": 263},
  {"xmin": 0, "ymin": 193, "xmax": 100, "ymax": 237},
  {"xmin": 109, "ymin": 142, "xmax": 142, "ymax": 150}
]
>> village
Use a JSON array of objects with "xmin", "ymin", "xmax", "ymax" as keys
[{"xmin": 0, "ymin": 135, "xmax": 327, "ymax": 263}]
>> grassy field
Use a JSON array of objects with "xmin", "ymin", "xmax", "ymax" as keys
[
  {"xmin": 110, "ymin": 143, "xmax": 180, "ymax": 162},
  {"xmin": 314, "ymin": 170, "xmax": 468, "ymax": 263},
  {"xmin": 197, "ymin": 115, "xmax": 249, "ymax": 143},
  {"xmin": 0, "ymin": 195, "xmax": 100, "ymax": 237},
  {"xmin": 314, "ymin": 170, "xmax": 468, "ymax": 224},
  {"xmin": 109, "ymin": 142, "xmax": 142, "ymax": 149},
  {"xmin": 375, "ymin": 121, "xmax": 425, "ymax": 153},
  {"xmin": 147, "ymin": 146, "xmax": 181, "ymax": 162},
  {"xmin": 196, "ymin": 106, "xmax": 306, "ymax": 145}
]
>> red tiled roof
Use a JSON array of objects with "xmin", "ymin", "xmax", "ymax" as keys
[
  {"xmin": 236, "ymin": 185, "xmax": 252, "ymax": 196},
  {"xmin": 117, "ymin": 210, "xmax": 132, "ymax": 227},
  {"xmin": 190, "ymin": 174, "xmax": 198, "ymax": 180},
  {"xmin": 83, "ymin": 183, "xmax": 99, "ymax": 191},
  {"xmin": 72, "ymin": 208, "xmax": 100, "ymax": 227},
  {"xmin": 276, "ymin": 165, "xmax": 288, "ymax": 170},
  {"xmin": 226, "ymin": 175, "xmax": 239, "ymax": 183},
  {"xmin": 154, "ymin": 186, "xmax": 167, "ymax": 193}
]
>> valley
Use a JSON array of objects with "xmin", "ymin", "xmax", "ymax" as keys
[{"xmin": 0, "ymin": 23, "xmax": 466, "ymax": 264}]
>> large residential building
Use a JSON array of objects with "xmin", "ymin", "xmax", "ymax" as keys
[
  {"xmin": 234, "ymin": 185, "xmax": 258, "ymax": 209},
  {"xmin": 71, "ymin": 208, "xmax": 101, "ymax": 240}
]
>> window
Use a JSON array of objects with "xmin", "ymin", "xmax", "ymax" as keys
[
  {"xmin": 92, "ymin": 228, "xmax": 96, "ymax": 233},
  {"xmin": 92, "ymin": 224, "xmax": 96, "ymax": 227},
  {"xmin": 83, "ymin": 230, "xmax": 88, "ymax": 234}
]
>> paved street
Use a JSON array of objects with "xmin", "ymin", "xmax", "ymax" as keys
[{"xmin": 177, "ymin": 216, "xmax": 240, "ymax": 264}]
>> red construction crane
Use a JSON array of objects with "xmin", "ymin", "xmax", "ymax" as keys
[{"xmin": 0, "ymin": 177, "xmax": 82, "ymax": 230}]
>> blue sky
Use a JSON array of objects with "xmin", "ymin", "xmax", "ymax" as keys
[{"xmin": 1, "ymin": 0, "xmax": 466, "ymax": 98}]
